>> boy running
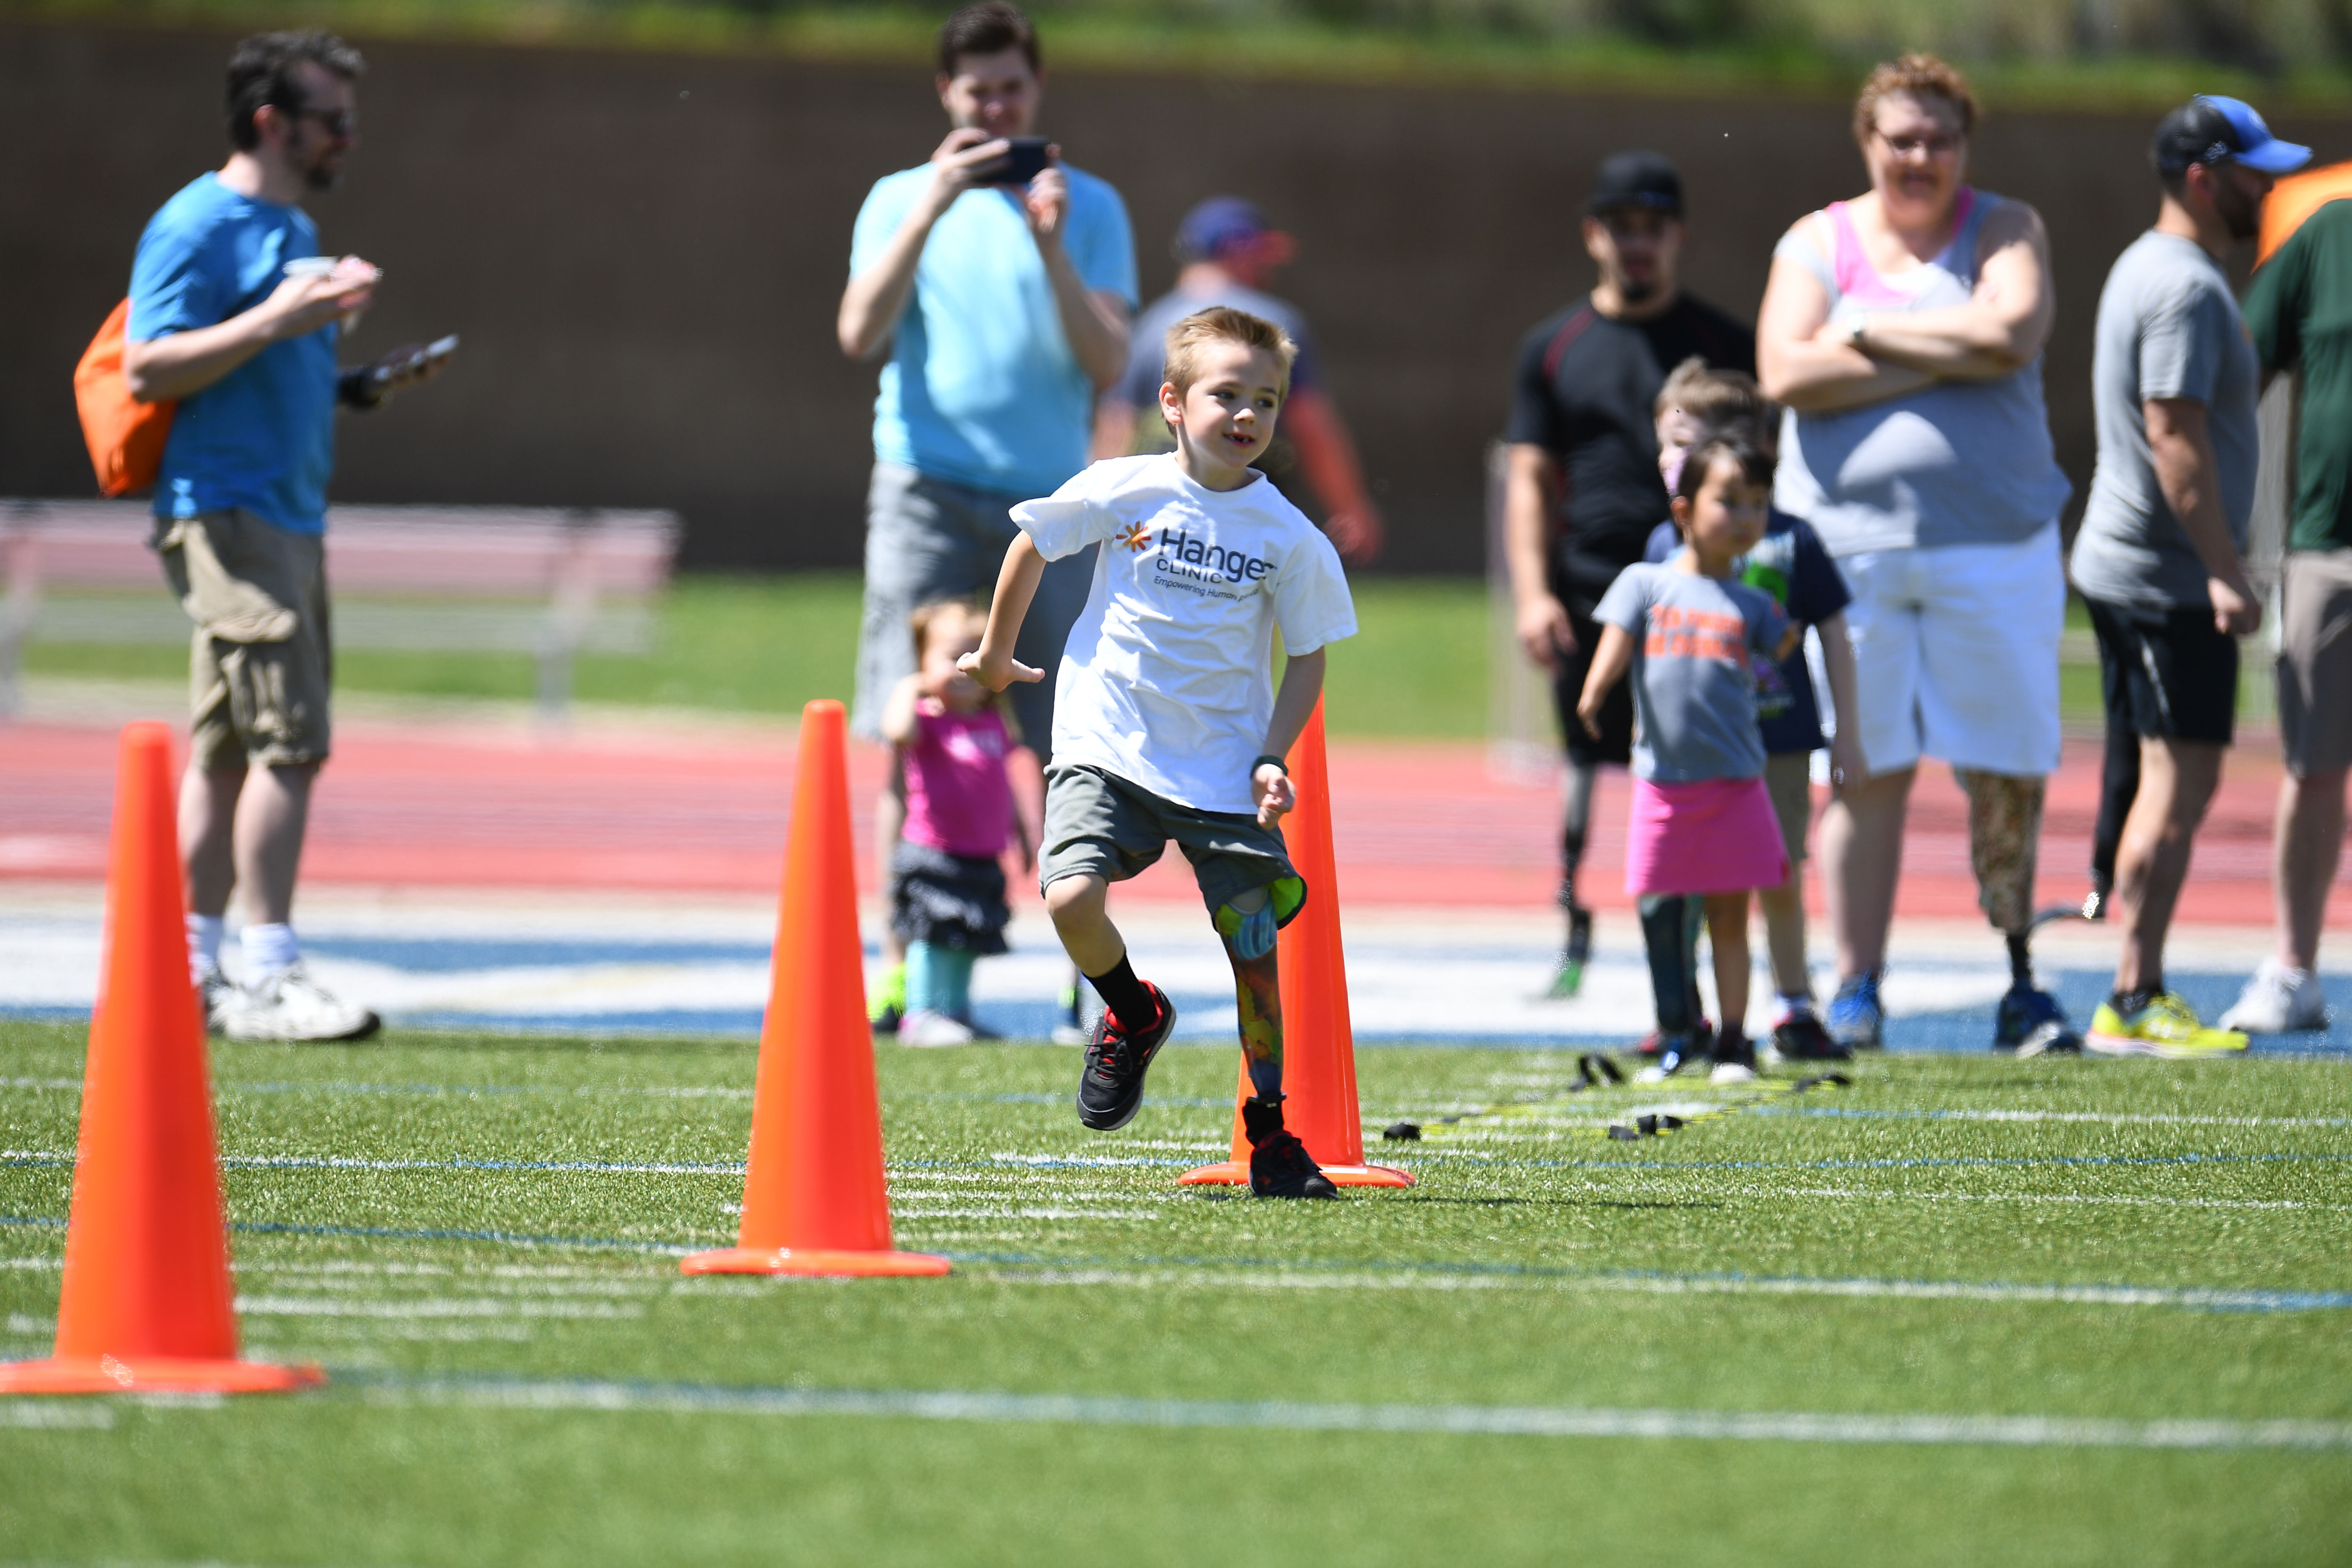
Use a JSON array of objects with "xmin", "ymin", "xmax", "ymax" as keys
[{"xmin": 962, "ymin": 307, "xmax": 1356, "ymax": 1199}]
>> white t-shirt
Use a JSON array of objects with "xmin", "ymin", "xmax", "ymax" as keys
[{"xmin": 1014, "ymin": 454, "xmax": 1357, "ymax": 814}]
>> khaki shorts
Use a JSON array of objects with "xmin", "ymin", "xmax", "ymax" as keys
[
  {"xmin": 1763, "ymin": 750, "xmax": 1813, "ymax": 870},
  {"xmin": 155, "ymin": 509, "xmax": 332, "ymax": 770},
  {"xmin": 2279, "ymin": 549, "xmax": 2352, "ymax": 778}
]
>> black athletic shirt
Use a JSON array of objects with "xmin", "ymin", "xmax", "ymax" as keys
[{"xmin": 1505, "ymin": 294, "xmax": 1756, "ymax": 600}]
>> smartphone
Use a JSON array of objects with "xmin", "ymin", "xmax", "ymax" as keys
[
  {"xmin": 978, "ymin": 136, "xmax": 1051, "ymax": 187},
  {"xmin": 425, "ymin": 335, "xmax": 460, "ymax": 359}
]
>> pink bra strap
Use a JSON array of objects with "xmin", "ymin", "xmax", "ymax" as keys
[{"xmin": 1824, "ymin": 188, "xmax": 1978, "ymax": 305}]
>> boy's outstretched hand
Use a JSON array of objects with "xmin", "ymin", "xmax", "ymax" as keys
[
  {"xmin": 956, "ymin": 649, "xmax": 1044, "ymax": 692},
  {"xmin": 1252, "ymin": 762, "xmax": 1296, "ymax": 828}
]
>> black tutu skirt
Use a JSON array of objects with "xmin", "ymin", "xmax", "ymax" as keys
[{"xmin": 888, "ymin": 840, "xmax": 1010, "ymax": 954}]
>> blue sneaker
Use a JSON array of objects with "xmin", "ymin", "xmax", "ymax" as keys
[
  {"xmin": 1826, "ymin": 970, "xmax": 1884, "ymax": 1051},
  {"xmin": 1995, "ymin": 983, "xmax": 2082, "ymax": 1057}
]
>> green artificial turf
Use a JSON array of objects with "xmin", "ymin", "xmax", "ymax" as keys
[{"xmin": 3, "ymin": 1017, "xmax": 2349, "ymax": 1564}]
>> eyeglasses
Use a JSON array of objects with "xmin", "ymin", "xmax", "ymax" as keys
[
  {"xmin": 1876, "ymin": 129, "xmax": 1963, "ymax": 158},
  {"xmin": 290, "ymin": 106, "xmax": 357, "ymax": 139}
]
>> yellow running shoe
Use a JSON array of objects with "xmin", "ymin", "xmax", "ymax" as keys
[{"xmin": 2085, "ymin": 991, "xmax": 2250, "ymax": 1058}]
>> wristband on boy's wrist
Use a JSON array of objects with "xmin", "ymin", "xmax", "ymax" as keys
[{"xmin": 1252, "ymin": 754, "xmax": 1289, "ymax": 776}]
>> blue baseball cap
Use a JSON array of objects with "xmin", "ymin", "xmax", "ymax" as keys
[
  {"xmin": 2153, "ymin": 95, "xmax": 2312, "ymax": 176},
  {"xmin": 1173, "ymin": 197, "xmax": 1288, "ymax": 264}
]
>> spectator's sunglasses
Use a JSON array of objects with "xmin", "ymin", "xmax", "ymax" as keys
[
  {"xmin": 289, "ymin": 105, "xmax": 358, "ymax": 139},
  {"xmin": 1875, "ymin": 128, "xmax": 1964, "ymax": 158}
]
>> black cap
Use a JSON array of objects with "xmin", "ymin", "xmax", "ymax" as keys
[{"xmin": 1588, "ymin": 150, "xmax": 1684, "ymax": 218}]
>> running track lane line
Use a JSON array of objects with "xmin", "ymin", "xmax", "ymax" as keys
[
  {"xmin": 329, "ymin": 1373, "xmax": 2352, "ymax": 1451},
  {"xmin": 3, "ymin": 1216, "xmax": 2347, "ymax": 1312}
]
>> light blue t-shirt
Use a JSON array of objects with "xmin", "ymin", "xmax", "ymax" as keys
[
  {"xmin": 128, "ymin": 174, "xmax": 339, "ymax": 536},
  {"xmin": 851, "ymin": 164, "xmax": 1136, "ymax": 498}
]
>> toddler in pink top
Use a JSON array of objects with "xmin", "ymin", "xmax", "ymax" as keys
[{"xmin": 879, "ymin": 599, "xmax": 1030, "ymax": 1046}]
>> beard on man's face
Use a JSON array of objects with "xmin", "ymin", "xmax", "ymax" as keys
[{"xmin": 2219, "ymin": 185, "xmax": 2261, "ymax": 241}]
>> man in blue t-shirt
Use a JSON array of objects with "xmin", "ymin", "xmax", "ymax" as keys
[
  {"xmin": 838, "ymin": 2, "xmax": 1136, "ymax": 1033},
  {"xmin": 1095, "ymin": 197, "xmax": 1383, "ymax": 565},
  {"xmin": 125, "ymin": 30, "xmax": 451, "ymax": 1044}
]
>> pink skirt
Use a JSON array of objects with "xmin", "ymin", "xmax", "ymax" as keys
[{"xmin": 1624, "ymin": 775, "xmax": 1791, "ymax": 897}]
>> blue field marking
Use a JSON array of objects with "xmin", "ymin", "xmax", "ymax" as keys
[
  {"xmin": 326, "ymin": 1370, "xmax": 2352, "ymax": 1450},
  {"xmin": 1409, "ymin": 1148, "xmax": 2352, "ymax": 1174},
  {"xmin": 1764, "ymin": 1106, "xmax": 2352, "ymax": 1130}
]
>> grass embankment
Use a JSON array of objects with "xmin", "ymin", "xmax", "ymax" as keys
[
  {"xmin": 24, "ymin": 573, "xmax": 1494, "ymax": 739},
  {"xmin": 2, "ymin": 1017, "xmax": 2349, "ymax": 1563},
  {"xmin": 26, "ymin": 572, "xmax": 2274, "ymax": 737},
  {"xmin": 16, "ymin": 0, "xmax": 2352, "ymax": 112}
]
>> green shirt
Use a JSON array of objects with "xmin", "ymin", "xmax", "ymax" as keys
[{"xmin": 2243, "ymin": 200, "xmax": 2352, "ymax": 553}]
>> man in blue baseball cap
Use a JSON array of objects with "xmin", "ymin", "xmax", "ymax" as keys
[
  {"xmin": 1096, "ymin": 196, "xmax": 1384, "ymax": 564},
  {"xmin": 2069, "ymin": 92, "xmax": 2307, "ymax": 1055}
]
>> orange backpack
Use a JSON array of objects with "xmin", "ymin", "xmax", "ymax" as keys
[{"xmin": 74, "ymin": 298, "xmax": 176, "ymax": 498}]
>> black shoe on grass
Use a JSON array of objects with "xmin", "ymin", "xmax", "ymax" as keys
[
  {"xmin": 1076, "ymin": 983, "xmax": 1176, "ymax": 1131},
  {"xmin": 1771, "ymin": 1014, "xmax": 1851, "ymax": 1062},
  {"xmin": 1241, "ymin": 1095, "xmax": 1337, "ymax": 1199}
]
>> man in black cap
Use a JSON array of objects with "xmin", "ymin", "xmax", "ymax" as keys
[{"xmin": 1502, "ymin": 150, "xmax": 1755, "ymax": 1003}]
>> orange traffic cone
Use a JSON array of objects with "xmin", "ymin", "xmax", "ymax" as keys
[
  {"xmin": 0, "ymin": 723, "xmax": 322, "ymax": 1394},
  {"xmin": 682, "ymin": 700, "xmax": 949, "ymax": 1279},
  {"xmin": 1181, "ymin": 699, "xmax": 1413, "ymax": 1190}
]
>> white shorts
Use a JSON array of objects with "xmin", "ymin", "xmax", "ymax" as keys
[{"xmin": 1836, "ymin": 523, "xmax": 2064, "ymax": 779}]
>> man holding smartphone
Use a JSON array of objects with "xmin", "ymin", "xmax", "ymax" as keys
[
  {"xmin": 838, "ymin": 1, "xmax": 1136, "ymax": 1032},
  {"xmin": 124, "ymin": 30, "xmax": 452, "ymax": 1042}
]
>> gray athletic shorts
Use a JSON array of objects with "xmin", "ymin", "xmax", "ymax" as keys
[
  {"xmin": 2279, "ymin": 549, "xmax": 2352, "ymax": 778},
  {"xmin": 1039, "ymin": 762, "xmax": 1301, "ymax": 919},
  {"xmin": 851, "ymin": 461, "xmax": 1097, "ymax": 751}
]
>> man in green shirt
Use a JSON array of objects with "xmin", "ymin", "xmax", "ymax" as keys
[{"xmin": 2222, "ymin": 198, "xmax": 2352, "ymax": 1032}]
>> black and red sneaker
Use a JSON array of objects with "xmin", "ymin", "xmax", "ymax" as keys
[
  {"xmin": 1075, "ymin": 983, "xmax": 1177, "ymax": 1131},
  {"xmin": 1631, "ymin": 1018, "xmax": 1714, "ymax": 1060},
  {"xmin": 1241, "ymin": 1094, "xmax": 1339, "ymax": 1199}
]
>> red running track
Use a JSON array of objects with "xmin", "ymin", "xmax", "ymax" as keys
[{"xmin": 3, "ymin": 717, "xmax": 2341, "ymax": 925}]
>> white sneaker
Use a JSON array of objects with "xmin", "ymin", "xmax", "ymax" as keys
[
  {"xmin": 220, "ymin": 963, "xmax": 382, "ymax": 1043},
  {"xmin": 2217, "ymin": 959, "xmax": 2330, "ymax": 1034},
  {"xmin": 897, "ymin": 1009, "xmax": 975, "ymax": 1047},
  {"xmin": 196, "ymin": 969, "xmax": 238, "ymax": 1036}
]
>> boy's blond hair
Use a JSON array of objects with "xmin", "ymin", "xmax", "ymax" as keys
[
  {"xmin": 1654, "ymin": 356, "xmax": 1778, "ymax": 430},
  {"xmin": 1162, "ymin": 306, "xmax": 1297, "ymax": 400}
]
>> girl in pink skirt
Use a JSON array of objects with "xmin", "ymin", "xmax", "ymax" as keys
[{"xmin": 1579, "ymin": 430, "xmax": 1800, "ymax": 1083}]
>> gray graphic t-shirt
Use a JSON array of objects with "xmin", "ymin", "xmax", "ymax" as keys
[
  {"xmin": 2072, "ymin": 230, "xmax": 2260, "ymax": 612},
  {"xmin": 1593, "ymin": 563, "xmax": 1789, "ymax": 782}
]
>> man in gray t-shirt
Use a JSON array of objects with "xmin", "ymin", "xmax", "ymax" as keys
[{"xmin": 2069, "ymin": 95, "xmax": 2303, "ymax": 1052}]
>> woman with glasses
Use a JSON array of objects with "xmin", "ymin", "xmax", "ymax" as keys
[{"xmin": 1756, "ymin": 54, "xmax": 2077, "ymax": 1056}]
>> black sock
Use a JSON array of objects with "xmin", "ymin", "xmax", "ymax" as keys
[
  {"xmin": 1084, "ymin": 954, "xmax": 1159, "ymax": 1036},
  {"xmin": 2006, "ymin": 934, "xmax": 2034, "ymax": 989},
  {"xmin": 2111, "ymin": 986, "xmax": 2157, "ymax": 1016}
]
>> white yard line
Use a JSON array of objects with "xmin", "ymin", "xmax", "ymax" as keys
[
  {"xmin": 233, "ymin": 1296, "xmax": 644, "ymax": 1320},
  {"xmin": 351, "ymin": 1374, "xmax": 2352, "ymax": 1451}
]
